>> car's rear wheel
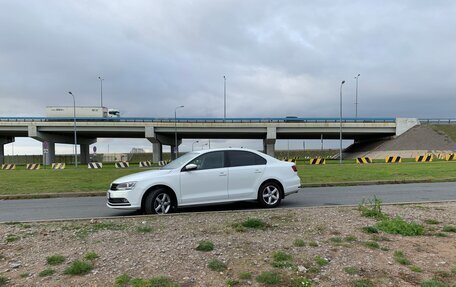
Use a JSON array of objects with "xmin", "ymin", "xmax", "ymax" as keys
[
  {"xmin": 144, "ymin": 189, "xmax": 174, "ymax": 214},
  {"xmin": 258, "ymin": 181, "xmax": 282, "ymax": 208}
]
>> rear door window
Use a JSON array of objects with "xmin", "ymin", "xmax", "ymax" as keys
[{"xmin": 227, "ymin": 151, "xmax": 266, "ymax": 167}]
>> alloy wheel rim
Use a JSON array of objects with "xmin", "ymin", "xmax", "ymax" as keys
[
  {"xmin": 262, "ymin": 185, "xmax": 279, "ymax": 205},
  {"xmin": 154, "ymin": 193, "xmax": 171, "ymax": 214}
]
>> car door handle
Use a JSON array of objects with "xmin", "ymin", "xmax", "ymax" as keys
[
  {"xmin": 254, "ymin": 170, "xmax": 262, "ymax": 173},
  {"xmin": 219, "ymin": 172, "xmax": 227, "ymax": 176}
]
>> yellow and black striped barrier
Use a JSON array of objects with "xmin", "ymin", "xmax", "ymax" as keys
[
  {"xmin": 385, "ymin": 156, "xmax": 401, "ymax": 163},
  {"xmin": 115, "ymin": 161, "xmax": 129, "ymax": 168},
  {"xmin": 139, "ymin": 161, "xmax": 152, "ymax": 168},
  {"xmin": 158, "ymin": 161, "xmax": 169, "ymax": 166},
  {"xmin": 26, "ymin": 163, "xmax": 40, "ymax": 170},
  {"xmin": 445, "ymin": 154, "xmax": 455, "ymax": 161},
  {"xmin": 88, "ymin": 162, "xmax": 103, "ymax": 169},
  {"xmin": 416, "ymin": 154, "xmax": 433, "ymax": 162},
  {"xmin": 51, "ymin": 163, "xmax": 65, "ymax": 170},
  {"xmin": 356, "ymin": 157, "xmax": 372, "ymax": 164},
  {"xmin": 310, "ymin": 158, "xmax": 325, "ymax": 165},
  {"xmin": 437, "ymin": 153, "xmax": 445, "ymax": 160},
  {"xmin": 1, "ymin": 164, "xmax": 16, "ymax": 170}
]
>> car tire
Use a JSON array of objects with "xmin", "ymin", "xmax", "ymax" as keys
[
  {"xmin": 258, "ymin": 181, "xmax": 282, "ymax": 208},
  {"xmin": 144, "ymin": 189, "xmax": 175, "ymax": 214}
]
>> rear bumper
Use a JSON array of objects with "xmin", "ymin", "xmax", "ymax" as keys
[{"xmin": 283, "ymin": 176, "xmax": 301, "ymax": 196}]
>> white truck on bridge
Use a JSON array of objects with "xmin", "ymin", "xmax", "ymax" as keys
[{"xmin": 46, "ymin": 106, "xmax": 120, "ymax": 118}]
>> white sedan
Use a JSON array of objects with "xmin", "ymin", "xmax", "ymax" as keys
[{"xmin": 107, "ymin": 148, "xmax": 301, "ymax": 214}]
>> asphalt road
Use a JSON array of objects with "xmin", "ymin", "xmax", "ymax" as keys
[{"xmin": 0, "ymin": 182, "xmax": 455, "ymax": 222}]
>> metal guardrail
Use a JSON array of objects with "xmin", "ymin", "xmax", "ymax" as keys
[
  {"xmin": 0, "ymin": 117, "xmax": 396, "ymax": 123},
  {"xmin": 419, "ymin": 118, "xmax": 456, "ymax": 124}
]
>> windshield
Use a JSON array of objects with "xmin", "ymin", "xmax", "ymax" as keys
[{"xmin": 161, "ymin": 152, "xmax": 198, "ymax": 170}]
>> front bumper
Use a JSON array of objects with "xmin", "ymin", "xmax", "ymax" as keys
[{"xmin": 106, "ymin": 190, "xmax": 141, "ymax": 210}]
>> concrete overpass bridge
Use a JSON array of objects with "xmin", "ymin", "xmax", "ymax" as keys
[{"xmin": 0, "ymin": 117, "xmax": 420, "ymax": 164}]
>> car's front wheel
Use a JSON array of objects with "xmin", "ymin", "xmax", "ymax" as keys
[
  {"xmin": 144, "ymin": 189, "xmax": 175, "ymax": 214},
  {"xmin": 258, "ymin": 181, "xmax": 282, "ymax": 208}
]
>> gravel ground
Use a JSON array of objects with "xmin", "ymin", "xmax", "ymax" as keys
[{"xmin": 0, "ymin": 203, "xmax": 455, "ymax": 287}]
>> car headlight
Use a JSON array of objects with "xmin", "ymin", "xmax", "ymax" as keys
[{"xmin": 115, "ymin": 181, "xmax": 137, "ymax": 191}]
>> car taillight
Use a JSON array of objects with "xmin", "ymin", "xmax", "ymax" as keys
[{"xmin": 292, "ymin": 165, "xmax": 297, "ymax": 172}]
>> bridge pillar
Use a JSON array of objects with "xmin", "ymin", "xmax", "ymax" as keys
[
  {"xmin": 80, "ymin": 144, "xmax": 90, "ymax": 165},
  {"xmin": 264, "ymin": 127, "xmax": 276, "ymax": 158},
  {"xmin": 152, "ymin": 142, "xmax": 163, "ymax": 163},
  {"xmin": 0, "ymin": 137, "xmax": 14, "ymax": 164},
  {"xmin": 42, "ymin": 141, "xmax": 55, "ymax": 166}
]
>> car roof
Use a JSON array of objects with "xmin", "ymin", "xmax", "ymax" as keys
[{"xmin": 191, "ymin": 148, "xmax": 262, "ymax": 155}]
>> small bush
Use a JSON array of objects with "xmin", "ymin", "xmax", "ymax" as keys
[
  {"xmin": 114, "ymin": 274, "xmax": 131, "ymax": 287},
  {"xmin": 0, "ymin": 276, "xmax": 8, "ymax": 287},
  {"xmin": 208, "ymin": 259, "xmax": 227, "ymax": 272},
  {"xmin": 226, "ymin": 279, "xmax": 240, "ymax": 286},
  {"xmin": 362, "ymin": 226, "xmax": 379, "ymax": 234},
  {"xmin": 293, "ymin": 239, "xmax": 305, "ymax": 247},
  {"xmin": 435, "ymin": 232, "xmax": 448, "ymax": 237},
  {"xmin": 84, "ymin": 251, "xmax": 98, "ymax": 261},
  {"xmin": 344, "ymin": 266, "xmax": 360, "ymax": 275},
  {"xmin": 314, "ymin": 256, "xmax": 329, "ymax": 266},
  {"xmin": 130, "ymin": 276, "xmax": 180, "ymax": 287},
  {"xmin": 442, "ymin": 226, "xmax": 456, "ymax": 233},
  {"xmin": 19, "ymin": 272, "xmax": 29, "ymax": 278},
  {"xmin": 376, "ymin": 216, "xmax": 424, "ymax": 236},
  {"xmin": 394, "ymin": 251, "xmax": 411, "ymax": 265},
  {"xmin": 420, "ymin": 280, "xmax": 450, "ymax": 287},
  {"xmin": 47, "ymin": 254, "xmax": 65, "ymax": 265},
  {"xmin": 64, "ymin": 260, "xmax": 93, "ymax": 275},
  {"xmin": 345, "ymin": 235, "xmax": 357, "ymax": 242},
  {"xmin": 358, "ymin": 196, "xmax": 386, "ymax": 219},
  {"xmin": 352, "ymin": 279, "xmax": 374, "ymax": 287},
  {"xmin": 329, "ymin": 237, "xmax": 343, "ymax": 243},
  {"xmin": 256, "ymin": 271, "xmax": 281, "ymax": 285},
  {"xmin": 196, "ymin": 240, "xmax": 214, "ymax": 252},
  {"xmin": 239, "ymin": 272, "xmax": 252, "ymax": 280},
  {"xmin": 5, "ymin": 234, "xmax": 19, "ymax": 243},
  {"xmin": 308, "ymin": 241, "xmax": 319, "ymax": 247},
  {"xmin": 242, "ymin": 218, "xmax": 267, "ymax": 229},
  {"xmin": 137, "ymin": 226, "xmax": 154, "ymax": 233},
  {"xmin": 424, "ymin": 219, "xmax": 440, "ymax": 225},
  {"xmin": 272, "ymin": 251, "xmax": 293, "ymax": 268},
  {"xmin": 410, "ymin": 265, "xmax": 422, "ymax": 272},
  {"xmin": 364, "ymin": 241, "xmax": 380, "ymax": 249},
  {"xmin": 452, "ymin": 266, "xmax": 456, "ymax": 274},
  {"xmin": 38, "ymin": 268, "xmax": 55, "ymax": 277},
  {"xmin": 290, "ymin": 276, "xmax": 312, "ymax": 287}
]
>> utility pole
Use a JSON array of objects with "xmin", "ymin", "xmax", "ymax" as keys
[
  {"xmin": 339, "ymin": 80, "xmax": 345, "ymax": 164},
  {"xmin": 354, "ymin": 73, "xmax": 360, "ymax": 118}
]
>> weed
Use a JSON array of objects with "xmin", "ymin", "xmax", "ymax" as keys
[
  {"xmin": 64, "ymin": 260, "xmax": 93, "ymax": 275},
  {"xmin": 290, "ymin": 276, "xmax": 312, "ymax": 287},
  {"xmin": 84, "ymin": 251, "xmax": 98, "ymax": 261},
  {"xmin": 239, "ymin": 272, "xmax": 252, "ymax": 280},
  {"xmin": 226, "ymin": 279, "xmax": 240, "ymax": 286},
  {"xmin": 370, "ymin": 235, "xmax": 391, "ymax": 242},
  {"xmin": 352, "ymin": 279, "xmax": 374, "ymax": 287},
  {"xmin": 424, "ymin": 219, "xmax": 440, "ymax": 225},
  {"xmin": 293, "ymin": 239, "xmax": 305, "ymax": 247},
  {"xmin": 38, "ymin": 268, "xmax": 55, "ymax": 277},
  {"xmin": 376, "ymin": 216, "xmax": 424, "ymax": 236},
  {"xmin": 114, "ymin": 274, "xmax": 131, "ymax": 287},
  {"xmin": 442, "ymin": 226, "xmax": 456, "ymax": 233},
  {"xmin": 358, "ymin": 196, "xmax": 386, "ymax": 219},
  {"xmin": 272, "ymin": 251, "xmax": 294, "ymax": 268},
  {"xmin": 452, "ymin": 266, "xmax": 456, "ymax": 274},
  {"xmin": 137, "ymin": 226, "xmax": 154, "ymax": 233},
  {"xmin": 344, "ymin": 266, "xmax": 360, "ymax": 275},
  {"xmin": 345, "ymin": 235, "xmax": 357, "ymax": 242},
  {"xmin": 256, "ymin": 271, "xmax": 281, "ymax": 285},
  {"xmin": 434, "ymin": 270, "xmax": 451, "ymax": 278},
  {"xmin": 435, "ymin": 232, "xmax": 448, "ymax": 237},
  {"xmin": 0, "ymin": 275, "xmax": 8, "ymax": 287},
  {"xmin": 242, "ymin": 218, "xmax": 267, "ymax": 229},
  {"xmin": 208, "ymin": 259, "xmax": 227, "ymax": 272},
  {"xmin": 393, "ymin": 251, "xmax": 411, "ymax": 265},
  {"xmin": 47, "ymin": 254, "xmax": 65, "ymax": 265},
  {"xmin": 19, "ymin": 272, "xmax": 29, "ymax": 278},
  {"xmin": 196, "ymin": 240, "xmax": 214, "ymax": 252},
  {"xmin": 329, "ymin": 237, "xmax": 343, "ymax": 243},
  {"xmin": 308, "ymin": 241, "xmax": 319, "ymax": 247},
  {"xmin": 410, "ymin": 265, "xmax": 422, "ymax": 272},
  {"xmin": 306, "ymin": 266, "xmax": 321, "ymax": 274},
  {"xmin": 420, "ymin": 280, "xmax": 450, "ymax": 287},
  {"xmin": 130, "ymin": 276, "xmax": 180, "ymax": 287},
  {"xmin": 5, "ymin": 234, "xmax": 19, "ymax": 243},
  {"xmin": 362, "ymin": 226, "xmax": 379, "ymax": 234},
  {"xmin": 75, "ymin": 222, "xmax": 126, "ymax": 239},
  {"xmin": 364, "ymin": 241, "xmax": 380, "ymax": 249},
  {"xmin": 314, "ymin": 256, "xmax": 329, "ymax": 266}
]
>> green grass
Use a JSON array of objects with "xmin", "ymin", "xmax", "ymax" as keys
[
  {"xmin": 137, "ymin": 225, "xmax": 154, "ymax": 233},
  {"xmin": 232, "ymin": 218, "xmax": 268, "ymax": 232},
  {"xmin": 226, "ymin": 279, "xmax": 240, "ymax": 286},
  {"xmin": 420, "ymin": 280, "xmax": 450, "ymax": 287},
  {"xmin": 0, "ymin": 275, "xmax": 8, "ymax": 287},
  {"xmin": 239, "ymin": 272, "xmax": 252, "ymax": 280},
  {"xmin": 84, "ymin": 251, "xmax": 98, "ymax": 261},
  {"xmin": 5, "ymin": 161, "xmax": 456, "ymax": 195},
  {"xmin": 314, "ymin": 256, "xmax": 329, "ymax": 266},
  {"xmin": 38, "ymin": 268, "xmax": 55, "ymax": 277},
  {"xmin": 352, "ymin": 279, "xmax": 374, "ymax": 287},
  {"xmin": 75, "ymin": 222, "xmax": 126, "ymax": 239},
  {"xmin": 362, "ymin": 226, "xmax": 379, "ymax": 234},
  {"xmin": 19, "ymin": 272, "xmax": 29, "ymax": 278},
  {"xmin": 128, "ymin": 276, "xmax": 180, "ymax": 287},
  {"xmin": 271, "ymin": 251, "xmax": 294, "ymax": 269},
  {"xmin": 363, "ymin": 241, "xmax": 380, "ymax": 249},
  {"xmin": 308, "ymin": 241, "xmax": 319, "ymax": 247},
  {"xmin": 114, "ymin": 274, "xmax": 131, "ymax": 287},
  {"xmin": 345, "ymin": 235, "xmax": 357, "ymax": 242},
  {"xmin": 196, "ymin": 240, "xmax": 214, "ymax": 252},
  {"xmin": 442, "ymin": 226, "xmax": 456, "ymax": 232},
  {"xmin": 410, "ymin": 265, "xmax": 422, "ymax": 272},
  {"xmin": 47, "ymin": 254, "xmax": 65, "ymax": 265},
  {"xmin": 393, "ymin": 251, "xmax": 411, "ymax": 265},
  {"xmin": 256, "ymin": 271, "xmax": 282, "ymax": 285},
  {"xmin": 5, "ymin": 234, "xmax": 20, "ymax": 242},
  {"xmin": 375, "ymin": 216, "xmax": 425, "ymax": 236},
  {"xmin": 424, "ymin": 219, "xmax": 440, "ymax": 225},
  {"xmin": 358, "ymin": 196, "xmax": 387, "ymax": 219},
  {"xmin": 64, "ymin": 260, "xmax": 93, "ymax": 275},
  {"xmin": 207, "ymin": 259, "xmax": 227, "ymax": 272},
  {"xmin": 293, "ymin": 239, "xmax": 305, "ymax": 247},
  {"xmin": 344, "ymin": 266, "xmax": 360, "ymax": 275}
]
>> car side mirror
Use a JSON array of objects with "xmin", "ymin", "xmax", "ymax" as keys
[{"xmin": 184, "ymin": 163, "xmax": 198, "ymax": 171}]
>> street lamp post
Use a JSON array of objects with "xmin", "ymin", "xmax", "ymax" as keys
[
  {"xmin": 68, "ymin": 91, "xmax": 78, "ymax": 167},
  {"xmin": 98, "ymin": 76, "xmax": 104, "ymax": 107},
  {"xmin": 202, "ymin": 143, "xmax": 208, "ymax": 150},
  {"xmin": 339, "ymin": 81, "xmax": 345, "ymax": 164},
  {"xmin": 174, "ymin": 105, "xmax": 184, "ymax": 158},
  {"xmin": 192, "ymin": 140, "xmax": 199, "ymax": 151},
  {"xmin": 223, "ymin": 75, "xmax": 226, "ymax": 120},
  {"xmin": 354, "ymin": 73, "xmax": 360, "ymax": 118}
]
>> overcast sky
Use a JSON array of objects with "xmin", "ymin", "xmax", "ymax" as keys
[{"xmin": 1, "ymin": 1, "xmax": 456, "ymax": 154}]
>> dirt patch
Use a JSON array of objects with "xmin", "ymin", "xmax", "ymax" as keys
[{"xmin": 0, "ymin": 203, "xmax": 455, "ymax": 287}]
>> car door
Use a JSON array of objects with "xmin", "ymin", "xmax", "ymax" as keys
[
  {"xmin": 179, "ymin": 151, "xmax": 228, "ymax": 205},
  {"xmin": 226, "ymin": 150, "xmax": 267, "ymax": 200}
]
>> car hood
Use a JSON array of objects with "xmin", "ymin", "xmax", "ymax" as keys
[{"xmin": 113, "ymin": 169, "xmax": 173, "ymax": 183}]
